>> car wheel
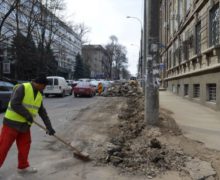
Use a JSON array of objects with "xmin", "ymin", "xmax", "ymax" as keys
[
  {"xmin": 61, "ymin": 91, "xmax": 65, "ymax": 97},
  {"xmin": 70, "ymin": 91, "xmax": 72, "ymax": 95},
  {"xmin": 74, "ymin": 93, "xmax": 77, "ymax": 97}
]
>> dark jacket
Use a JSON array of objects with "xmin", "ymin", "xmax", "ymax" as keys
[{"xmin": 3, "ymin": 83, "xmax": 53, "ymax": 132}]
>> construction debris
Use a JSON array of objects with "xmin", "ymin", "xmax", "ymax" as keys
[
  {"xmin": 103, "ymin": 80, "xmax": 143, "ymax": 97},
  {"xmin": 184, "ymin": 158, "xmax": 216, "ymax": 180},
  {"xmin": 94, "ymin": 82, "xmax": 216, "ymax": 179}
]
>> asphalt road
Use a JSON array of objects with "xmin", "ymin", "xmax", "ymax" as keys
[
  {"xmin": 0, "ymin": 94, "xmax": 188, "ymax": 180},
  {"xmin": 0, "ymin": 95, "xmax": 99, "ymax": 179}
]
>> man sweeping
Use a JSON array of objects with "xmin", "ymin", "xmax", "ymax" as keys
[{"xmin": 0, "ymin": 74, "xmax": 55, "ymax": 174}]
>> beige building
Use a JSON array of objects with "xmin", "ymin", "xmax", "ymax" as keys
[
  {"xmin": 82, "ymin": 45, "xmax": 108, "ymax": 79},
  {"xmin": 160, "ymin": 0, "xmax": 220, "ymax": 110}
]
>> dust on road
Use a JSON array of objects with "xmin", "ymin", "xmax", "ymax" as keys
[{"xmin": 4, "ymin": 83, "xmax": 220, "ymax": 180}]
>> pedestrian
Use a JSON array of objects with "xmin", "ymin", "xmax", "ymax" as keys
[
  {"xmin": 98, "ymin": 82, "xmax": 103, "ymax": 96},
  {"xmin": 0, "ymin": 74, "xmax": 56, "ymax": 174}
]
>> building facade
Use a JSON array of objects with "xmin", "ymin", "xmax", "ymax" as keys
[
  {"xmin": 51, "ymin": 21, "xmax": 81, "ymax": 79},
  {"xmin": 0, "ymin": 0, "xmax": 81, "ymax": 80},
  {"xmin": 160, "ymin": 0, "xmax": 220, "ymax": 110},
  {"xmin": 82, "ymin": 45, "xmax": 108, "ymax": 79}
]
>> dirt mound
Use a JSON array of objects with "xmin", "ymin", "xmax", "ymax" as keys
[
  {"xmin": 94, "ymin": 94, "xmax": 216, "ymax": 179},
  {"xmin": 103, "ymin": 80, "xmax": 143, "ymax": 97}
]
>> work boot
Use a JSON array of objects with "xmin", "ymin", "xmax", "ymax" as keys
[{"xmin": 17, "ymin": 166, "xmax": 38, "ymax": 174}]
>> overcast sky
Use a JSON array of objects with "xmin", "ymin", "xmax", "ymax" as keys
[{"xmin": 64, "ymin": 0, "xmax": 143, "ymax": 76}]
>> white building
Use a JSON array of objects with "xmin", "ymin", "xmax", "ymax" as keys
[{"xmin": 0, "ymin": 0, "xmax": 81, "ymax": 79}]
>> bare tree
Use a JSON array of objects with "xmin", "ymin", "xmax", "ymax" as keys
[
  {"xmin": 72, "ymin": 23, "xmax": 90, "ymax": 44},
  {"xmin": 104, "ymin": 35, "xmax": 128, "ymax": 79},
  {"xmin": 114, "ymin": 45, "xmax": 128, "ymax": 79},
  {"xmin": 0, "ymin": 0, "xmax": 20, "ymax": 42},
  {"xmin": 104, "ymin": 35, "xmax": 117, "ymax": 79}
]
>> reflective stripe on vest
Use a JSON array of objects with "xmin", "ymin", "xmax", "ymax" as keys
[{"xmin": 4, "ymin": 83, "xmax": 43, "ymax": 125}]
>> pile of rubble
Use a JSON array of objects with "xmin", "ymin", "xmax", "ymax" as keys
[
  {"xmin": 95, "ymin": 94, "xmax": 216, "ymax": 179},
  {"xmin": 103, "ymin": 80, "xmax": 143, "ymax": 97}
]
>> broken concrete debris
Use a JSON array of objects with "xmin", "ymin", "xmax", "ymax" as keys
[
  {"xmin": 94, "ymin": 82, "xmax": 216, "ymax": 179},
  {"xmin": 103, "ymin": 80, "xmax": 143, "ymax": 97},
  {"xmin": 184, "ymin": 158, "xmax": 216, "ymax": 180}
]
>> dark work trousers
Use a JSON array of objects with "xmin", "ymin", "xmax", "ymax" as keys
[{"xmin": 0, "ymin": 124, "xmax": 31, "ymax": 169}]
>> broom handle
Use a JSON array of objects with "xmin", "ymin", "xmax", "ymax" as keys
[{"xmin": 33, "ymin": 120, "xmax": 81, "ymax": 154}]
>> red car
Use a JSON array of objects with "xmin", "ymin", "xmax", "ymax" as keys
[{"xmin": 73, "ymin": 82, "xmax": 96, "ymax": 97}]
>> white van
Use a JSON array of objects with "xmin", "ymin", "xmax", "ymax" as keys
[{"xmin": 43, "ymin": 76, "xmax": 72, "ymax": 97}]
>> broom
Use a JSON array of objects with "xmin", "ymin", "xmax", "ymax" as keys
[{"xmin": 33, "ymin": 120, "xmax": 91, "ymax": 161}]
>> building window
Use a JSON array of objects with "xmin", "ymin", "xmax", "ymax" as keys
[
  {"xmin": 168, "ymin": 51, "xmax": 172, "ymax": 68},
  {"xmin": 186, "ymin": 0, "xmax": 191, "ymax": 13},
  {"xmin": 184, "ymin": 84, "xmax": 189, "ymax": 96},
  {"xmin": 177, "ymin": 84, "xmax": 180, "ymax": 94},
  {"xmin": 210, "ymin": 4, "xmax": 220, "ymax": 46},
  {"xmin": 173, "ymin": 51, "xmax": 176, "ymax": 67},
  {"xmin": 195, "ymin": 22, "xmax": 201, "ymax": 54},
  {"xmin": 183, "ymin": 41, "xmax": 189, "ymax": 60},
  {"xmin": 207, "ymin": 84, "xmax": 216, "ymax": 102},
  {"xmin": 193, "ymin": 84, "xmax": 200, "ymax": 98},
  {"xmin": 3, "ymin": 62, "xmax": 10, "ymax": 74},
  {"xmin": 178, "ymin": 0, "xmax": 184, "ymax": 22},
  {"xmin": 172, "ymin": 84, "xmax": 176, "ymax": 93}
]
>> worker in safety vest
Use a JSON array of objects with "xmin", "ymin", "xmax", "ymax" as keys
[{"xmin": 0, "ymin": 75, "xmax": 55, "ymax": 174}]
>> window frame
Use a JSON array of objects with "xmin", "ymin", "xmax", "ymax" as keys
[
  {"xmin": 195, "ymin": 21, "xmax": 201, "ymax": 54},
  {"xmin": 209, "ymin": 4, "xmax": 220, "ymax": 47},
  {"xmin": 184, "ymin": 84, "xmax": 189, "ymax": 96},
  {"xmin": 207, "ymin": 84, "xmax": 216, "ymax": 102},
  {"xmin": 193, "ymin": 84, "xmax": 200, "ymax": 98}
]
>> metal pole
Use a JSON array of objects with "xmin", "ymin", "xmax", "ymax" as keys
[
  {"xmin": 144, "ymin": 0, "xmax": 160, "ymax": 125},
  {"xmin": 126, "ymin": 16, "xmax": 143, "ymax": 80}
]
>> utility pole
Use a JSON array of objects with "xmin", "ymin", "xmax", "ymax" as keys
[{"xmin": 144, "ymin": 0, "xmax": 160, "ymax": 125}]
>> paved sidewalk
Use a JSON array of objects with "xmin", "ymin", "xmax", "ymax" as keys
[{"xmin": 160, "ymin": 91, "xmax": 220, "ymax": 150}]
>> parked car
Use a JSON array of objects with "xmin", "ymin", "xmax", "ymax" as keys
[
  {"xmin": 73, "ymin": 82, "xmax": 96, "ymax": 97},
  {"xmin": 43, "ymin": 76, "xmax": 72, "ymax": 97},
  {"xmin": 78, "ymin": 78, "xmax": 91, "ymax": 82},
  {"xmin": 0, "ymin": 81, "xmax": 14, "ymax": 111},
  {"xmin": 66, "ymin": 79, "xmax": 73, "ymax": 86},
  {"xmin": 90, "ymin": 80, "xmax": 100, "ymax": 92},
  {"xmin": 66, "ymin": 80, "xmax": 78, "ymax": 91}
]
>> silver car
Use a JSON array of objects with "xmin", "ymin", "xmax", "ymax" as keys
[{"xmin": 0, "ymin": 81, "xmax": 14, "ymax": 111}]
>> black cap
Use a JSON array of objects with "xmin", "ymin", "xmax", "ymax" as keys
[{"xmin": 33, "ymin": 74, "xmax": 49, "ymax": 85}]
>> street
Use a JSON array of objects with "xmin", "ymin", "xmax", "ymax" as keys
[
  {"xmin": 1, "ymin": 91, "xmax": 220, "ymax": 180},
  {"xmin": 0, "ymin": 94, "xmax": 185, "ymax": 180},
  {"xmin": 0, "ymin": 95, "xmax": 100, "ymax": 179}
]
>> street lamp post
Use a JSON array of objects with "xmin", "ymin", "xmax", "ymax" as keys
[
  {"xmin": 126, "ymin": 16, "xmax": 142, "ymax": 29},
  {"xmin": 126, "ymin": 16, "xmax": 143, "ymax": 83}
]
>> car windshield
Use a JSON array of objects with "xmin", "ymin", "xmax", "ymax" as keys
[
  {"xmin": 78, "ymin": 79, "xmax": 90, "ymax": 82},
  {"xmin": 54, "ymin": 79, "xmax": 58, "ymax": 85},
  {"xmin": 47, "ymin": 78, "xmax": 53, "ymax": 85},
  {"xmin": 76, "ymin": 82, "xmax": 90, "ymax": 88}
]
